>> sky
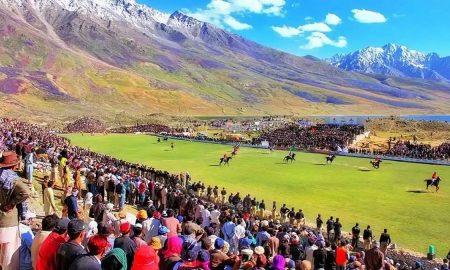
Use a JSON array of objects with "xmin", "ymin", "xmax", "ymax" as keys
[{"xmin": 142, "ymin": 0, "xmax": 450, "ymax": 58}]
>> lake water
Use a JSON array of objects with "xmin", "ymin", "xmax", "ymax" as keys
[{"xmin": 315, "ymin": 115, "xmax": 450, "ymax": 124}]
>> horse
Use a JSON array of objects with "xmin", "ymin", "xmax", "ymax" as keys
[
  {"xmin": 326, "ymin": 155, "xmax": 336, "ymax": 164},
  {"xmin": 283, "ymin": 153, "xmax": 296, "ymax": 163},
  {"xmin": 219, "ymin": 156, "xmax": 232, "ymax": 166},
  {"xmin": 424, "ymin": 177, "xmax": 441, "ymax": 192},
  {"xmin": 231, "ymin": 150, "xmax": 238, "ymax": 156},
  {"xmin": 370, "ymin": 160, "xmax": 382, "ymax": 169},
  {"xmin": 163, "ymin": 137, "xmax": 168, "ymax": 141}
]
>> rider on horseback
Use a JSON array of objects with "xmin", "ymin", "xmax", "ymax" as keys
[{"xmin": 431, "ymin": 171, "xmax": 438, "ymax": 184}]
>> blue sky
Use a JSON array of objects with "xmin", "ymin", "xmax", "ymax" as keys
[{"xmin": 143, "ymin": 0, "xmax": 450, "ymax": 58}]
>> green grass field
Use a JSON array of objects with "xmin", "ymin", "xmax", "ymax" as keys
[{"xmin": 66, "ymin": 134, "xmax": 450, "ymax": 257}]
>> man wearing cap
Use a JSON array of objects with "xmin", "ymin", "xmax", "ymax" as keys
[
  {"xmin": 364, "ymin": 241, "xmax": 384, "ymax": 270},
  {"xmin": 68, "ymin": 235, "xmax": 109, "ymax": 270},
  {"xmin": 19, "ymin": 211, "xmax": 36, "ymax": 270},
  {"xmin": 36, "ymin": 218, "xmax": 70, "ymax": 270},
  {"xmin": 56, "ymin": 219, "xmax": 87, "ymax": 269},
  {"xmin": 132, "ymin": 224, "xmax": 147, "ymax": 248},
  {"xmin": 114, "ymin": 222, "xmax": 136, "ymax": 270},
  {"xmin": 0, "ymin": 151, "xmax": 31, "ymax": 270}
]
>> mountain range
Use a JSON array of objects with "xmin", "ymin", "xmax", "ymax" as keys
[
  {"xmin": 0, "ymin": 0, "xmax": 449, "ymax": 122},
  {"xmin": 328, "ymin": 43, "xmax": 450, "ymax": 81}
]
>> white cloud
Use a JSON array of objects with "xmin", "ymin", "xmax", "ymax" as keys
[
  {"xmin": 325, "ymin": 13, "xmax": 341, "ymax": 25},
  {"xmin": 304, "ymin": 16, "xmax": 314, "ymax": 21},
  {"xmin": 352, "ymin": 9, "xmax": 387, "ymax": 23},
  {"xmin": 271, "ymin": 25, "xmax": 302, "ymax": 37},
  {"xmin": 187, "ymin": 0, "xmax": 286, "ymax": 30},
  {"xmin": 224, "ymin": 16, "xmax": 253, "ymax": 30},
  {"xmin": 300, "ymin": 32, "xmax": 347, "ymax": 49},
  {"xmin": 299, "ymin": 22, "xmax": 332, "ymax": 32}
]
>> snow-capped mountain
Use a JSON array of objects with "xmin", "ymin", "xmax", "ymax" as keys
[
  {"xmin": 0, "ymin": 0, "xmax": 170, "ymax": 29},
  {"xmin": 328, "ymin": 43, "xmax": 450, "ymax": 81}
]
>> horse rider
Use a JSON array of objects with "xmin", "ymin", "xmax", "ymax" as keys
[
  {"xmin": 431, "ymin": 171, "xmax": 438, "ymax": 184},
  {"xmin": 223, "ymin": 152, "xmax": 228, "ymax": 159}
]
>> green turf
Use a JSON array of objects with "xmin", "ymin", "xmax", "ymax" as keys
[{"xmin": 65, "ymin": 133, "xmax": 450, "ymax": 257}]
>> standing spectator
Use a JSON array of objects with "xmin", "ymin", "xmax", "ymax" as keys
[
  {"xmin": 117, "ymin": 179, "xmax": 126, "ymax": 211},
  {"xmin": 101, "ymin": 248, "xmax": 127, "ymax": 270},
  {"xmin": 31, "ymin": 214, "xmax": 58, "ymax": 270},
  {"xmin": 69, "ymin": 235, "xmax": 109, "ymax": 270},
  {"xmin": 316, "ymin": 214, "xmax": 323, "ymax": 232},
  {"xmin": 295, "ymin": 209, "xmax": 305, "ymax": 229},
  {"xmin": 132, "ymin": 224, "xmax": 147, "ymax": 248},
  {"xmin": 335, "ymin": 241, "xmax": 348, "ymax": 270},
  {"xmin": 325, "ymin": 242, "xmax": 337, "ymax": 270},
  {"xmin": 0, "ymin": 151, "xmax": 30, "ymax": 270},
  {"xmin": 114, "ymin": 222, "xmax": 136, "ymax": 270},
  {"xmin": 130, "ymin": 246, "xmax": 159, "ymax": 270},
  {"xmin": 222, "ymin": 217, "xmax": 235, "ymax": 246},
  {"xmin": 73, "ymin": 167, "xmax": 82, "ymax": 200},
  {"xmin": 64, "ymin": 188, "xmax": 79, "ymax": 220},
  {"xmin": 313, "ymin": 242, "xmax": 328, "ymax": 270},
  {"xmin": 19, "ymin": 212, "xmax": 36, "ymax": 270},
  {"xmin": 333, "ymin": 218, "xmax": 342, "ymax": 243},
  {"xmin": 24, "ymin": 147, "xmax": 36, "ymax": 186},
  {"xmin": 364, "ymin": 241, "xmax": 384, "ymax": 270},
  {"xmin": 351, "ymin": 223, "xmax": 360, "ymax": 249},
  {"xmin": 379, "ymin": 229, "xmax": 391, "ymax": 254},
  {"xmin": 44, "ymin": 181, "xmax": 58, "ymax": 216},
  {"xmin": 326, "ymin": 217, "xmax": 334, "ymax": 240},
  {"xmin": 56, "ymin": 219, "xmax": 87, "ymax": 269},
  {"xmin": 162, "ymin": 209, "xmax": 181, "ymax": 237},
  {"xmin": 36, "ymin": 218, "xmax": 70, "ymax": 270},
  {"xmin": 363, "ymin": 225, "xmax": 373, "ymax": 251}
]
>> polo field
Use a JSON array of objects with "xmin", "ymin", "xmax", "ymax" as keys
[{"xmin": 65, "ymin": 133, "xmax": 450, "ymax": 257}]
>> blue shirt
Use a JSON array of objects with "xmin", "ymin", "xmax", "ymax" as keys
[
  {"xmin": 222, "ymin": 221, "xmax": 236, "ymax": 239},
  {"xmin": 19, "ymin": 224, "xmax": 34, "ymax": 270},
  {"xmin": 256, "ymin": 230, "xmax": 270, "ymax": 246}
]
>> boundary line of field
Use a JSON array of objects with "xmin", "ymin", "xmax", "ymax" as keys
[{"xmin": 152, "ymin": 134, "xmax": 450, "ymax": 166}]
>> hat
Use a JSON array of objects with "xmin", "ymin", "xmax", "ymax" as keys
[
  {"xmin": 24, "ymin": 211, "xmax": 36, "ymax": 220},
  {"xmin": 241, "ymin": 249, "xmax": 253, "ymax": 256},
  {"xmin": 414, "ymin": 261, "xmax": 423, "ymax": 269},
  {"xmin": 131, "ymin": 246, "xmax": 158, "ymax": 270},
  {"xmin": 134, "ymin": 223, "xmax": 143, "ymax": 230},
  {"xmin": 162, "ymin": 211, "xmax": 168, "ymax": 217},
  {"xmin": 254, "ymin": 246, "xmax": 265, "ymax": 255},
  {"xmin": 137, "ymin": 210, "xmax": 148, "ymax": 220},
  {"xmin": 55, "ymin": 218, "xmax": 70, "ymax": 232},
  {"xmin": 150, "ymin": 237, "xmax": 162, "ymax": 250},
  {"xmin": 153, "ymin": 211, "xmax": 161, "ymax": 219},
  {"xmin": 158, "ymin": 226, "xmax": 170, "ymax": 235},
  {"xmin": 68, "ymin": 219, "xmax": 86, "ymax": 235},
  {"xmin": 214, "ymin": 238, "xmax": 225, "ymax": 249},
  {"xmin": 372, "ymin": 240, "xmax": 380, "ymax": 248},
  {"xmin": 120, "ymin": 222, "xmax": 131, "ymax": 234},
  {"xmin": 0, "ymin": 151, "xmax": 20, "ymax": 168},
  {"xmin": 118, "ymin": 211, "xmax": 127, "ymax": 219}
]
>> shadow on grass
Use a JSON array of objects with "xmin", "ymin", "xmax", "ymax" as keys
[
  {"xmin": 406, "ymin": 189, "xmax": 429, "ymax": 194},
  {"xmin": 313, "ymin": 163, "xmax": 326, "ymax": 166},
  {"xmin": 274, "ymin": 162, "xmax": 288, "ymax": 165},
  {"xmin": 358, "ymin": 168, "xmax": 372, "ymax": 172},
  {"xmin": 209, "ymin": 164, "xmax": 221, "ymax": 167}
]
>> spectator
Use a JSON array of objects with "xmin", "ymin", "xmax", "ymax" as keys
[
  {"xmin": 131, "ymin": 246, "xmax": 159, "ymax": 270},
  {"xmin": 114, "ymin": 222, "xmax": 136, "ymax": 270},
  {"xmin": 69, "ymin": 235, "xmax": 109, "ymax": 270},
  {"xmin": 56, "ymin": 219, "xmax": 87, "ymax": 269},
  {"xmin": 101, "ymin": 248, "xmax": 128, "ymax": 270},
  {"xmin": 36, "ymin": 218, "xmax": 69, "ymax": 270},
  {"xmin": 44, "ymin": 181, "xmax": 58, "ymax": 216},
  {"xmin": 364, "ymin": 241, "xmax": 384, "ymax": 270},
  {"xmin": 31, "ymin": 214, "xmax": 58, "ymax": 269}
]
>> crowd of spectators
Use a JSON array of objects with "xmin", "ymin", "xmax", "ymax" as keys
[
  {"xmin": 1, "ymin": 118, "xmax": 448, "ymax": 270},
  {"xmin": 64, "ymin": 117, "xmax": 108, "ymax": 133},
  {"xmin": 257, "ymin": 125, "xmax": 364, "ymax": 152},
  {"xmin": 349, "ymin": 140, "xmax": 450, "ymax": 161},
  {"xmin": 109, "ymin": 124, "xmax": 171, "ymax": 134}
]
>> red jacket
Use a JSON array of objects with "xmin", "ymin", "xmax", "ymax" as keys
[{"xmin": 36, "ymin": 232, "xmax": 67, "ymax": 270}]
